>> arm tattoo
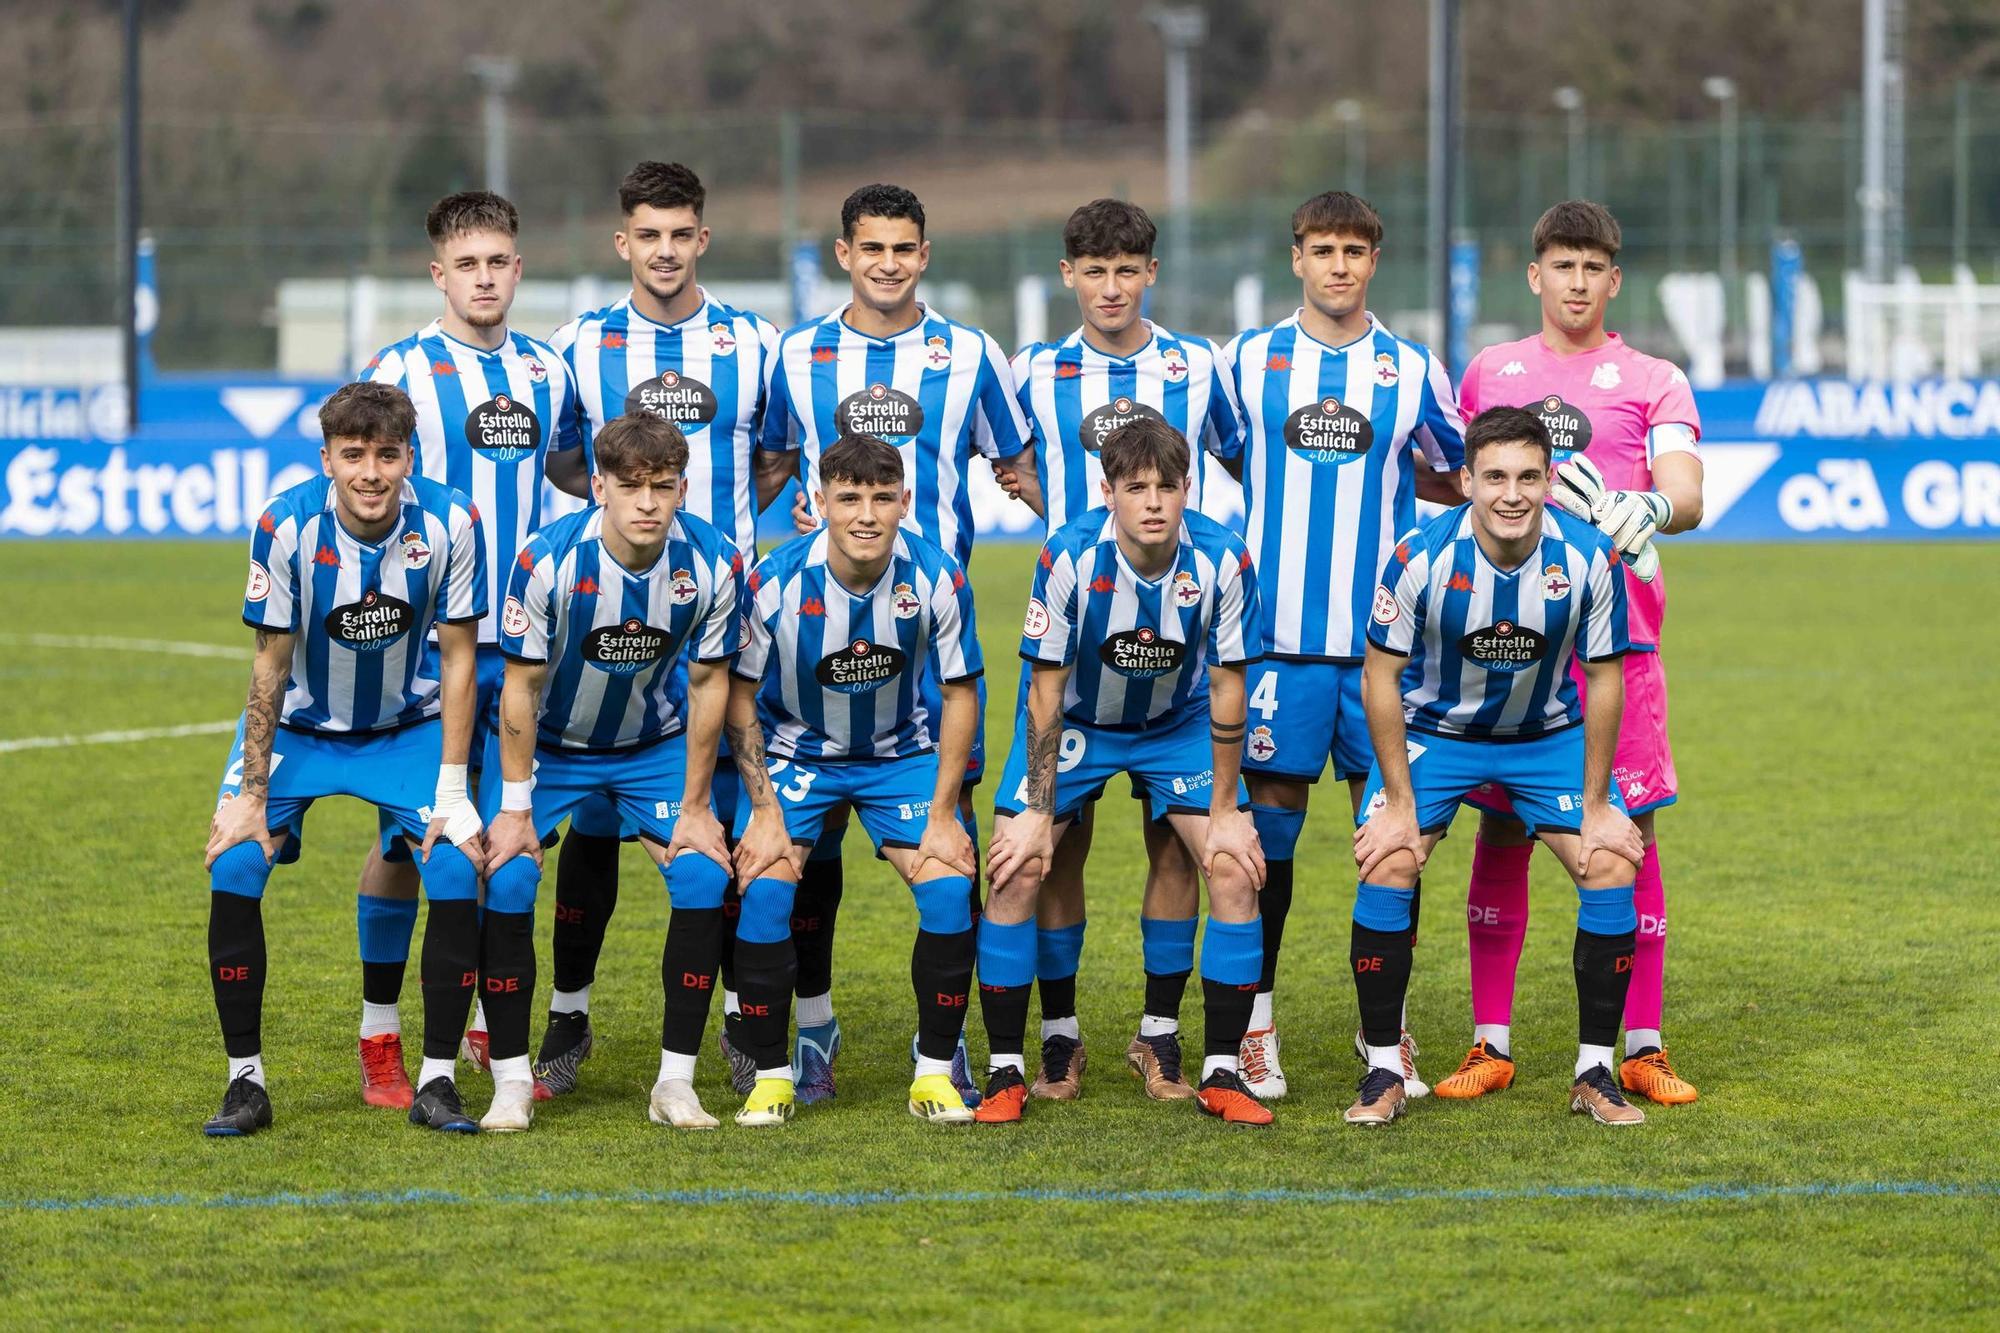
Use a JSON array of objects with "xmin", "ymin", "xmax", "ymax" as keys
[
  {"xmin": 241, "ymin": 630, "xmax": 283, "ymax": 797},
  {"xmin": 726, "ymin": 719, "xmax": 776, "ymax": 805},
  {"xmin": 502, "ymin": 716, "xmax": 523, "ymax": 738},
  {"xmin": 1023, "ymin": 709, "xmax": 1061, "ymax": 815}
]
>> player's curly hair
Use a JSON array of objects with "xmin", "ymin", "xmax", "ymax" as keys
[
  {"xmin": 318, "ymin": 381, "xmax": 416, "ymax": 446},
  {"xmin": 820, "ymin": 434, "xmax": 905, "ymax": 488},
  {"xmin": 841, "ymin": 184, "xmax": 925, "ymax": 240},
  {"xmin": 1064, "ymin": 199, "xmax": 1157, "ymax": 260},
  {"xmin": 1291, "ymin": 190, "xmax": 1382, "ymax": 247},
  {"xmin": 595, "ymin": 412, "xmax": 691, "ymax": 480},
  {"xmin": 425, "ymin": 191, "xmax": 518, "ymax": 246},
  {"xmin": 1463, "ymin": 406, "xmax": 1553, "ymax": 469},
  {"xmin": 1533, "ymin": 199, "xmax": 1622, "ymax": 258},
  {"xmin": 1099, "ymin": 416, "xmax": 1190, "ymax": 489},
  {"xmin": 619, "ymin": 161, "xmax": 705, "ymax": 219}
]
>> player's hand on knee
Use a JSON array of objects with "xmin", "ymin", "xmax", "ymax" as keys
[
  {"xmin": 1203, "ymin": 808, "xmax": 1265, "ymax": 892},
  {"xmin": 1551, "ymin": 456, "xmax": 1607, "ymax": 522},
  {"xmin": 1577, "ymin": 805, "xmax": 1643, "ymax": 880},
  {"xmin": 1354, "ymin": 802, "xmax": 1425, "ymax": 883},
  {"xmin": 733, "ymin": 808, "xmax": 793, "ymax": 885},
  {"xmin": 205, "ymin": 795, "xmax": 280, "ymax": 870},
  {"xmin": 667, "ymin": 806, "xmax": 730, "ymax": 874},
  {"xmin": 483, "ymin": 809, "xmax": 542, "ymax": 872},
  {"xmin": 987, "ymin": 812, "xmax": 1052, "ymax": 891},
  {"xmin": 916, "ymin": 812, "xmax": 975, "ymax": 881}
]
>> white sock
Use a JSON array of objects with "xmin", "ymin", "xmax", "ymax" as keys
[
  {"xmin": 1201, "ymin": 1054, "xmax": 1238, "ymax": 1080},
  {"xmin": 470, "ymin": 998, "xmax": 488, "ymax": 1031},
  {"xmin": 658, "ymin": 1049, "xmax": 696, "ymax": 1084},
  {"xmin": 796, "ymin": 991, "xmax": 834, "ymax": 1027},
  {"xmin": 989, "ymin": 1052, "xmax": 1026, "ymax": 1075},
  {"xmin": 1138, "ymin": 1014, "xmax": 1179, "ymax": 1037},
  {"xmin": 723, "ymin": 989, "xmax": 741, "ymax": 1019},
  {"xmin": 755, "ymin": 1065, "xmax": 794, "ymax": 1085},
  {"xmin": 491, "ymin": 1054, "xmax": 531, "ymax": 1085},
  {"xmin": 1249, "ymin": 990, "xmax": 1273, "ymax": 1031},
  {"xmin": 1366, "ymin": 1043, "xmax": 1404, "ymax": 1074},
  {"xmin": 913, "ymin": 1055, "xmax": 953, "ymax": 1079},
  {"xmin": 418, "ymin": 1056, "xmax": 456, "ymax": 1088},
  {"xmin": 1576, "ymin": 1044, "xmax": 1617, "ymax": 1078},
  {"xmin": 1626, "ymin": 1028, "xmax": 1662, "ymax": 1057},
  {"xmin": 1040, "ymin": 1016, "xmax": 1080, "ymax": 1041},
  {"xmin": 1473, "ymin": 1023, "xmax": 1511, "ymax": 1055},
  {"xmin": 228, "ymin": 1054, "xmax": 266, "ymax": 1088},
  {"xmin": 551, "ymin": 986, "xmax": 590, "ymax": 1015},
  {"xmin": 359, "ymin": 1002, "xmax": 399, "ymax": 1039}
]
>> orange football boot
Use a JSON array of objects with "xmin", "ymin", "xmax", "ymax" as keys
[
  {"xmin": 1619, "ymin": 1048, "xmax": 1699, "ymax": 1105},
  {"xmin": 1433, "ymin": 1039, "xmax": 1516, "ymax": 1099}
]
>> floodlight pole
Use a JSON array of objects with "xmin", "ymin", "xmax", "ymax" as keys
[
  {"xmin": 1334, "ymin": 98, "xmax": 1367, "ymax": 197},
  {"xmin": 1150, "ymin": 5, "xmax": 1206, "ymax": 326},
  {"xmin": 1428, "ymin": 0, "xmax": 1461, "ymax": 375},
  {"xmin": 120, "ymin": 0, "xmax": 140, "ymax": 430},
  {"xmin": 1860, "ymin": 0, "xmax": 1904, "ymax": 281},
  {"xmin": 1553, "ymin": 86, "xmax": 1585, "ymax": 199},
  {"xmin": 1704, "ymin": 77, "xmax": 1739, "ymax": 293},
  {"xmin": 469, "ymin": 56, "xmax": 519, "ymax": 199}
]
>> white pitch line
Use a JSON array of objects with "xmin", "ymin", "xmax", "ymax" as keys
[
  {"xmin": 0, "ymin": 633, "xmax": 250, "ymax": 661},
  {"xmin": 0, "ymin": 720, "xmax": 237, "ymax": 755}
]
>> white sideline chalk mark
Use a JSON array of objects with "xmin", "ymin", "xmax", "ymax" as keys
[
  {"xmin": 0, "ymin": 633, "xmax": 249, "ymax": 661},
  {"xmin": 0, "ymin": 720, "xmax": 237, "ymax": 755}
]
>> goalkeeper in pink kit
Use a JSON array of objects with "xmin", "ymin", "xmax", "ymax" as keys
[{"xmin": 1439, "ymin": 200, "xmax": 1705, "ymax": 1105}]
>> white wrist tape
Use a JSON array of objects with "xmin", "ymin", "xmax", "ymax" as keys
[
  {"xmin": 429, "ymin": 764, "xmax": 482, "ymax": 847},
  {"xmin": 501, "ymin": 779, "xmax": 535, "ymax": 812},
  {"xmin": 433, "ymin": 764, "xmax": 468, "ymax": 807}
]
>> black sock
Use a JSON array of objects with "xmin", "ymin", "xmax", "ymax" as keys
[
  {"xmin": 419, "ymin": 900, "xmax": 480, "ymax": 1063},
  {"xmin": 1258, "ymin": 859, "xmax": 1294, "ymax": 992},
  {"xmin": 1202, "ymin": 977, "xmax": 1258, "ymax": 1060},
  {"xmin": 912, "ymin": 927, "xmax": 975, "ymax": 1061},
  {"xmin": 1038, "ymin": 973, "xmax": 1077, "ymax": 1024},
  {"xmin": 791, "ymin": 857, "xmax": 843, "ymax": 1000},
  {"xmin": 551, "ymin": 829, "xmax": 621, "ymax": 995},
  {"xmin": 1143, "ymin": 969, "xmax": 1192, "ymax": 1025},
  {"xmin": 718, "ymin": 882, "xmax": 742, "ymax": 996},
  {"xmin": 980, "ymin": 981, "xmax": 1033, "ymax": 1063},
  {"xmin": 478, "ymin": 908, "xmax": 536, "ymax": 1063},
  {"xmin": 733, "ymin": 938, "xmax": 795, "ymax": 1071},
  {"xmin": 1574, "ymin": 927, "xmax": 1638, "ymax": 1050},
  {"xmin": 661, "ymin": 906, "xmax": 726, "ymax": 1056},
  {"xmin": 208, "ymin": 892, "xmax": 266, "ymax": 1059},
  {"xmin": 1350, "ymin": 921, "xmax": 1413, "ymax": 1049},
  {"xmin": 1408, "ymin": 877, "xmax": 1423, "ymax": 949},
  {"xmin": 537, "ymin": 1008, "xmax": 589, "ymax": 1062},
  {"xmin": 361, "ymin": 960, "xmax": 405, "ymax": 1008}
]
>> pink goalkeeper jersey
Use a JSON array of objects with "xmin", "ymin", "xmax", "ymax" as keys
[{"xmin": 1459, "ymin": 332, "xmax": 1700, "ymax": 648}]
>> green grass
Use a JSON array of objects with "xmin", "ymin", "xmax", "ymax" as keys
[{"xmin": 2, "ymin": 540, "xmax": 1997, "ymax": 1328}]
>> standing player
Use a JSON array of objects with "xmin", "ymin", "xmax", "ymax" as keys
[
  {"xmin": 341, "ymin": 191, "xmax": 587, "ymax": 1108},
  {"xmin": 1347, "ymin": 406, "xmax": 1645, "ymax": 1128},
  {"xmin": 1439, "ymin": 200, "xmax": 1705, "ymax": 1105},
  {"xmin": 979, "ymin": 418, "xmax": 1270, "ymax": 1125},
  {"xmin": 759, "ymin": 184, "xmax": 1041, "ymax": 1102},
  {"xmin": 201, "ymin": 382, "xmax": 489, "ymax": 1136},
  {"xmin": 1221, "ymin": 191, "xmax": 1466, "ymax": 1099},
  {"xmin": 1005, "ymin": 198, "xmax": 1244, "ymax": 1100},
  {"xmin": 478, "ymin": 414, "xmax": 743, "ymax": 1132},
  {"xmin": 528, "ymin": 162, "xmax": 787, "ymax": 1100}
]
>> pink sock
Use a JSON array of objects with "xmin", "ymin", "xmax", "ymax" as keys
[
  {"xmin": 1466, "ymin": 837, "xmax": 1533, "ymax": 1026},
  {"xmin": 1624, "ymin": 844, "xmax": 1666, "ymax": 1032}
]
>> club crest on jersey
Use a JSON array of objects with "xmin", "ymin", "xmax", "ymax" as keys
[
  {"xmin": 1161, "ymin": 347, "xmax": 1188, "ymax": 382},
  {"xmin": 708, "ymin": 322, "xmax": 736, "ymax": 355},
  {"xmin": 1172, "ymin": 571, "xmax": 1202, "ymax": 608},
  {"xmin": 1099, "ymin": 625, "xmax": 1185, "ymax": 679},
  {"xmin": 399, "ymin": 531, "xmax": 432, "ymax": 570},
  {"xmin": 625, "ymin": 369, "xmax": 719, "ymax": 426},
  {"xmin": 815, "ymin": 638, "xmax": 907, "ymax": 694},
  {"xmin": 1022, "ymin": 597, "xmax": 1051, "ymax": 639},
  {"xmin": 1282, "ymin": 396, "xmax": 1374, "ymax": 464},
  {"xmin": 523, "ymin": 355, "xmax": 548, "ymax": 384},
  {"xmin": 585, "ymin": 618, "xmax": 670, "ymax": 674},
  {"xmin": 836, "ymin": 383, "xmax": 925, "ymax": 440},
  {"xmin": 924, "ymin": 335, "xmax": 952, "ymax": 369},
  {"xmin": 669, "ymin": 569, "xmax": 698, "ymax": 605},
  {"xmin": 1458, "ymin": 619, "xmax": 1549, "ymax": 673},
  {"xmin": 1372, "ymin": 585, "xmax": 1399, "ymax": 625},
  {"xmin": 1534, "ymin": 394, "xmax": 1592, "ymax": 462},
  {"xmin": 467, "ymin": 394, "xmax": 540, "ymax": 461},
  {"xmin": 324, "ymin": 589, "xmax": 415, "ymax": 651},
  {"xmin": 502, "ymin": 597, "xmax": 530, "ymax": 638},
  {"xmin": 1080, "ymin": 396, "xmax": 1167, "ymax": 454},
  {"xmin": 1373, "ymin": 351, "xmax": 1399, "ymax": 385},
  {"xmin": 1540, "ymin": 563, "xmax": 1572, "ymax": 600},
  {"xmin": 1247, "ymin": 725, "xmax": 1277, "ymax": 762},
  {"xmin": 891, "ymin": 583, "xmax": 921, "ymax": 618},
  {"xmin": 1591, "ymin": 362, "xmax": 1623, "ymax": 390},
  {"xmin": 245, "ymin": 561, "xmax": 270, "ymax": 602}
]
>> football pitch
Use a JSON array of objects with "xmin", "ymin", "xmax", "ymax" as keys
[{"xmin": 2, "ymin": 538, "xmax": 1996, "ymax": 1326}]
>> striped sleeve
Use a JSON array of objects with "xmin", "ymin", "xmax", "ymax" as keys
[
  {"xmin": 243, "ymin": 503, "xmax": 299, "ymax": 632},
  {"xmin": 1576, "ymin": 542, "xmax": 1632, "ymax": 662},
  {"xmin": 440, "ymin": 495, "xmax": 488, "ymax": 624},
  {"xmin": 549, "ymin": 354, "xmax": 586, "ymax": 457},
  {"xmin": 1201, "ymin": 338, "xmax": 1247, "ymax": 459},
  {"xmin": 693, "ymin": 543, "xmax": 745, "ymax": 664},
  {"xmin": 927, "ymin": 555, "xmax": 984, "ymax": 682},
  {"xmin": 1210, "ymin": 334, "xmax": 1248, "ymax": 461},
  {"xmin": 732, "ymin": 559, "xmax": 781, "ymax": 681},
  {"xmin": 1366, "ymin": 531, "xmax": 1427, "ymax": 656},
  {"xmin": 758, "ymin": 345, "xmax": 801, "ymax": 455},
  {"xmin": 1412, "ymin": 348, "xmax": 1466, "ymax": 471},
  {"xmin": 1009, "ymin": 346, "xmax": 1035, "ymax": 423},
  {"xmin": 1207, "ymin": 541, "xmax": 1263, "ymax": 666},
  {"xmin": 749, "ymin": 316, "xmax": 781, "ymax": 440},
  {"xmin": 970, "ymin": 330, "xmax": 1032, "ymax": 462},
  {"xmin": 361, "ymin": 343, "xmax": 405, "ymax": 386},
  {"xmin": 1020, "ymin": 539, "xmax": 1076, "ymax": 666},
  {"xmin": 500, "ymin": 538, "xmax": 555, "ymax": 663},
  {"xmin": 1456, "ymin": 347, "xmax": 1485, "ymax": 419}
]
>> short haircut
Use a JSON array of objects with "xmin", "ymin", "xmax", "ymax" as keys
[
  {"xmin": 319, "ymin": 381, "xmax": 416, "ymax": 446},
  {"xmin": 619, "ymin": 161, "xmax": 706, "ymax": 218},
  {"xmin": 841, "ymin": 183, "xmax": 925, "ymax": 240},
  {"xmin": 1462, "ymin": 406, "xmax": 1553, "ymax": 470},
  {"xmin": 425, "ymin": 191, "xmax": 519, "ymax": 246},
  {"xmin": 819, "ymin": 434, "xmax": 905, "ymax": 488},
  {"xmin": 1099, "ymin": 416, "xmax": 1191, "ymax": 488},
  {"xmin": 594, "ymin": 413, "xmax": 690, "ymax": 479},
  {"xmin": 1063, "ymin": 198, "xmax": 1157, "ymax": 260},
  {"xmin": 1291, "ymin": 190, "xmax": 1383, "ymax": 247},
  {"xmin": 1532, "ymin": 199, "xmax": 1621, "ymax": 258}
]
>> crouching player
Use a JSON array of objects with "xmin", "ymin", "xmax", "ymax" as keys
[
  {"xmin": 202, "ymin": 381, "xmax": 490, "ymax": 1136},
  {"xmin": 479, "ymin": 413, "xmax": 743, "ymax": 1132},
  {"xmin": 1346, "ymin": 406, "xmax": 1646, "ymax": 1127},
  {"xmin": 725, "ymin": 434, "xmax": 985, "ymax": 1127},
  {"xmin": 981, "ymin": 418, "xmax": 1270, "ymax": 1125}
]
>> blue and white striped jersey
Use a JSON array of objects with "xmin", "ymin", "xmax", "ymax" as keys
[
  {"xmin": 1011, "ymin": 322, "xmax": 1244, "ymax": 532},
  {"xmin": 500, "ymin": 505, "xmax": 742, "ymax": 752},
  {"xmin": 549, "ymin": 289, "xmax": 778, "ymax": 556},
  {"xmin": 759, "ymin": 304, "xmax": 1032, "ymax": 566},
  {"xmin": 1022, "ymin": 506, "xmax": 1262, "ymax": 729},
  {"xmin": 243, "ymin": 474, "xmax": 485, "ymax": 734},
  {"xmin": 1367, "ymin": 505, "xmax": 1629, "ymax": 740},
  {"xmin": 1222, "ymin": 312, "xmax": 1465, "ymax": 662},
  {"xmin": 364, "ymin": 321, "xmax": 585, "ymax": 645},
  {"xmin": 735, "ymin": 528, "xmax": 983, "ymax": 761}
]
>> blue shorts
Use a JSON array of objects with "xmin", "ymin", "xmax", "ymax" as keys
[
  {"xmin": 1241, "ymin": 658, "xmax": 1371, "ymax": 784},
  {"xmin": 478, "ymin": 733, "xmax": 721, "ymax": 846},
  {"xmin": 1010, "ymin": 669, "xmax": 1155, "ymax": 809},
  {"xmin": 992, "ymin": 704, "xmax": 1248, "ymax": 825},
  {"xmin": 213, "ymin": 718, "xmax": 448, "ymax": 850},
  {"xmin": 921, "ymin": 670, "xmax": 987, "ymax": 786},
  {"xmin": 375, "ymin": 643, "xmax": 509, "ymax": 861},
  {"xmin": 732, "ymin": 751, "xmax": 942, "ymax": 853},
  {"xmin": 1355, "ymin": 725, "xmax": 1628, "ymax": 839}
]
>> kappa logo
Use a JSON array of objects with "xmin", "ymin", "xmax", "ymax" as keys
[
  {"xmin": 1541, "ymin": 562, "xmax": 1571, "ymax": 600},
  {"xmin": 245, "ymin": 561, "xmax": 270, "ymax": 602},
  {"xmin": 573, "ymin": 575, "xmax": 600, "ymax": 598},
  {"xmin": 1022, "ymin": 597, "xmax": 1051, "ymax": 639},
  {"xmin": 430, "ymin": 360, "xmax": 457, "ymax": 377},
  {"xmin": 1055, "ymin": 362, "xmax": 1082, "ymax": 379},
  {"xmin": 1447, "ymin": 571, "xmax": 1475, "ymax": 593},
  {"xmin": 1088, "ymin": 574, "xmax": 1117, "ymax": 594},
  {"xmin": 669, "ymin": 568, "xmax": 698, "ymax": 605},
  {"xmin": 708, "ymin": 322, "xmax": 736, "ymax": 354},
  {"xmin": 1172, "ymin": 570, "xmax": 1202, "ymax": 607},
  {"xmin": 400, "ymin": 531, "xmax": 431, "ymax": 570},
  {"xmin": 891, "ymin": 582, "xmax": 921, "ymax": 618},
  {"xmin": 811, "ymin": 347, "xmax": 839, "ymax": 364},
  {"xmin": 800, "ymin": 597, "xmax": 826, "ymax": 617},
  {"xmin": 315, "ymin": 546, "xmax": 341, "ymax": 568},
  {"xmin": 598, "ymin": 332, "xmax": 627, "ymax": 350},
  {"xmin": 1591, "ymin": 361, "xmax": 1623, "ymax": 390},
  {"xmin": 1499, "ymin": 360, "xmax": 1527, "ymax": 376},
  {"xmin": 1247, "ymin": 725, "xmax": 1277, "ymax": 762},
  {"xmin": 1265, "ymin": 354, "xmax": 1291, "ymax": 372}
]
